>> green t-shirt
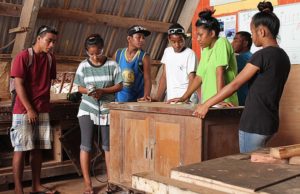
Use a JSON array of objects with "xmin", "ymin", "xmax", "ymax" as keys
[{"xmin": 196, "ymin": 37, "xmax": 239, "ymax": 105}]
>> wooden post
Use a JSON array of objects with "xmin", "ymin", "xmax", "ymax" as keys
[
  {"xmin": 11, "ymin": 0, "xmax": 41, "ymax": 58},
  {"xmin": 177, "ymin": 0, "xmax": 200, "ymax": 32}
]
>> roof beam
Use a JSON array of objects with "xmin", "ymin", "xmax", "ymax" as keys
[
  {"xmin": 37, "ymin": 8, "xmax": 170, "ymax": 33},
  {"xmin": 177, "ymin": 0, "xmax": 200, "ymax": 31},
  {"xmin": 11, "ymin": 0, "xmax": 41, "ymax": 58},
  {"xmin": 0, "ymin": 3, "xmax": 170, "ymax": 33},
  {"xmin": 0, "ymin": 2, "xmax": 22, "ymax": 17}
]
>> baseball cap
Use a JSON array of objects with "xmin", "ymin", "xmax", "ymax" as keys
[{"xmin": 127, "ymin": 25, "xmax": 151, "ymax": 37}]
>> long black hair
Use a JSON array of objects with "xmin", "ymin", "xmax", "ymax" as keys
[
  {"xmin": 252, "ymin": 1, "xmax": 280, "ymax": 39},
  {"xmin": 195, "ymin": 9, "xmax": 220, "ymax": 37}
]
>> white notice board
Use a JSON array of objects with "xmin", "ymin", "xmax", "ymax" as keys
[
  {"xmin": 217, "ymin": 15, "xmax": 237, "ymax": 43},
  {"xmin": 238, "ymin": 3, "xmax": 300, "ymax": 64},
  {"xmin": 210, "ymin": 0, "xmax": 242, "ymax": 6}
]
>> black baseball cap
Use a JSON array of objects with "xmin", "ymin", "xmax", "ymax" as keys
[{"xmin": 127, "ymin": 25, "xmax": 151, "ymax": 37}]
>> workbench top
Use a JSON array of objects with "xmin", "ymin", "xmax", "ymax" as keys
[
  {"xmin": 107, "ymin": 102, "xmax": 244, "ymax": 117},
  {"xmin": 0, "ymin": 100, "xmax": 79, "ymax": 122}
]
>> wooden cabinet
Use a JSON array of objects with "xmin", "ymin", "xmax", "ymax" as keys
[{"xmin": 109, "ymin": 102, "xmax": 243, "ymax": 186}]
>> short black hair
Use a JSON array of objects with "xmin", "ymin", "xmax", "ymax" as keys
[
  {"xmin": 36, "ymin": 25, "xmax": 58, "ymax": 37},
  {"xmin": 84, "ymin": 34, "xmax": 104, "ymax": 50},
  {"xmin": 236, "ymin": 31, "xmax": 252, "ymax": 50},
  {"xmin": 195, "ymin": 9, "xmax": 220, "ymax": 37},
  {"xmin": 168, "ymin": 23, "xmax": 186, "ymax": 38}
]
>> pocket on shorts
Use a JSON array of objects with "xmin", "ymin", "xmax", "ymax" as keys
[{"xmin": 10, "ymin": 127, "xmax": 21, "ymax": 147}]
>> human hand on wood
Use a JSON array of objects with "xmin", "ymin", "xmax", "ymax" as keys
[
  {"xmin": 166, "ymin": 97, "xmax": 186, "ymax": 104},
  {"xmin": 193, "ymin": 104, "xmax": 209, "ymax": 119},
  {"xmin": 217, "ymin": 101, "xmax": 235, "ymax": 107},
  {"xmin": 137, "ymin": 95, "xmax": 152, "ymax": 102}
]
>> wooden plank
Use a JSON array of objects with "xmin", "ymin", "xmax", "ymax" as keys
[
  {"xmin": 106, "ymin": 102, "xmax": 244, "ymax": 117},
  {"xmin": 109, "ymin": 110, "xmax": 122, "ymax": 183},
  {"xmin": 260, "ymin": 176, "xmax": 300, "ymax": 194},
  {"xmin": 171, "ymin": 156, "xmax": 300, "ymax": 193},
  {"xmin": 0, "ymin": 2, "xmax": 22, "ymax": 17},
  {"xmin": 0, "ymin": 161, "xmax": 76, "ymax": 183},
  {"xmin": 269, "ymin": 65, "xmax": 300, "ymax": 147},
  {"xmin": 8, "ymin": 26, "xmax": 28, "ymax": 34},
  {"xmin": 183, "ymin": 116, "xmax": 202, "ymax": 164},
  {"xmin": 104, "ymin": 0, "xmax": 126, "ymax": 56},
  {"xmin": 177, "ymin": 0, "xmax": 200, "ymax": 31},
  {"xmin": 154, "ymin": 116, "xmax": 181, "ymax": 177},
  {"xmin": 132, "ymin": 172, "xmax": 227, "ymax": 194},
  {"xmin": 52, "ymin": 124, "xmax": 63, "ymax": 162},
  {"xmin": 118, "ymin": 112, "xmax": 151, "ymax": 182},
  {"xmin": 270, "ymin": 144, "xmax": 300, "ymax": 159},
  {"xmin": 289, "ymin": 156, "xmax": 300, "ymax": 165},
  {"xmin": 150, "ymin": 0, "xmax": 176, "ymax": 58},
  {"xmin": 11, "ymin": 0, "xmax": 41, "ymax": 58},
  {"xmin": 0, "ymin": 61, "xmax": 10, "ymax": 101},
  {"xmin": 251, "ymin": 152, "xmax": 288, "ymax": 164},
  {"xmin": 202, "ymin": 115, "xmax": 240, "ymax": 160},
  {"xmin": 38, "ymin": 8, "xmax": 170, "ymax": 33}
]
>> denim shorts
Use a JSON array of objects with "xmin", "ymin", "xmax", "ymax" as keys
[
  {"xmin": 239, "ymin": 130, "xmax": 272, "ymax": 153},
  {"xmin": 10, "ymin": 113, "xmax": 52, "ymax": 151}
]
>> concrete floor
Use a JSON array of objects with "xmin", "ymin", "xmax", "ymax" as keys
[{"xmin": 0, "ymin": 175, "xmax": 110, "ymax": 194}]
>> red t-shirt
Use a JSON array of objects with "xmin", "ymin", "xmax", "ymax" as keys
[{"xmin": 11, "ymin": 49, "xmax": 56, "ymax": 114}]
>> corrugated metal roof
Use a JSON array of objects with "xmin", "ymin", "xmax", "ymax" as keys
[{"xmin": 0, "ymin": 0, "xmax": 189, "ymax": 60}]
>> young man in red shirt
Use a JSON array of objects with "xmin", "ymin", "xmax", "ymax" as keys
[{"xmin": 10, "ymin": 25, "xmax": 58, "ymax": 194}]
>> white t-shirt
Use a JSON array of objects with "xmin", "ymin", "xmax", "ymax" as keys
[{"xmin": 161, "ymin": 47, "xmax": 197, "ymax": 100}]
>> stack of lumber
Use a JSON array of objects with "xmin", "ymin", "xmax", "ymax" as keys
[{"xmin": 251, "ymin": 144, "xmax": 300, "ymax": 165}]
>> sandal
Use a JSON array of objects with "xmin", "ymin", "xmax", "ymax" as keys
[
  {"xmin": 83, "ymin": 189, "xmax": 94, "ymax": 194},
  {"xmin": 106, "ymin": 183, "xmax": 122, "ymax": 194},
  {"xmin": 30, "ymin": 187, "xmax": 59, "ymax": 194}
]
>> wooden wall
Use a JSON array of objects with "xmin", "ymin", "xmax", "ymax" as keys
[
  {"xmin": 0, "ymin": 61, "xmax": 11, "ymax": 100},
  {"xmin": 192, "ymin": 0, "xmax": 300, "ymax": 147}
]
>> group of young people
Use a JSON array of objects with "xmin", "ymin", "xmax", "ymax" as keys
[{"xmin": 9, "ymin": 1, "xmax": 290, "ymax": 194}]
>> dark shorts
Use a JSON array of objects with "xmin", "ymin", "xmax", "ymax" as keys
[{"xmin": 78, "ymin": 115, "xmax": 109, "ymax": 152}]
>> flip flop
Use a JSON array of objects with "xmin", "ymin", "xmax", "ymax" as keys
[
  {"xmin": 30, "ymin": 187, "xmax": 59, "ymax": 194},
  {"xmin": 106, "ymin": 183, "xmax": 122, "ymax": 194},
  {"xmin": 83, "ymin": 190, "xmax": 94, "ymax": 194}
]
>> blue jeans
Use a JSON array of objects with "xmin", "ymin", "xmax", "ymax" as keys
[{"xmin": 239, "ymin": 130, "xmax": 272, "ymax": 153}]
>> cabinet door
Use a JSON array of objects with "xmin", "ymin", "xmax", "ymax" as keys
[
  {"xmin": 153, "ymin": 115, "xmax": 182, "ymax": 177},
  {"xmin": 121, "ymin": 113, "xmax": 151, "ymax": 182}
]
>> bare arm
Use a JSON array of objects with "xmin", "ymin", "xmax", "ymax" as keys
[
  {"xmin": 97, "ymin": 83, "xmax": 123, "ymax": 94},
  {"xmin": 167, "ymin": 75, "xmax": 202, "ymax": 103},
  {"xmin": 216, "ymin": 66, "xmax": 225, "ymax": 92},
  {"xmin": 155, "ymin": 64, "xmax": 166, "ymax": 101},
  {"xmin": 78, "ymin": 83, "xmax": 123, "ymax": 100},
  {"xmin": 140, "ymin": 54, "xmax": 152, "ymax": 100},
  {"xmin": 15, "ymin": 77, "xmax": 37, "ymax": 124},
  {"xmin": 187, "ymin": 72, "xmax": 196, "ymax": 91},
  {"xmin": 193, "ymin": 63, "xmax": 259, "ymax": 118}
]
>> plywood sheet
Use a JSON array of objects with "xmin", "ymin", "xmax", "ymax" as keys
[
  {"xmin": 171, "ymin": 156, "xmax": 300, "ymax": 193},
  {"xmin": 260, "ymin": 176, "xmax": 300, "ymax": 194}
]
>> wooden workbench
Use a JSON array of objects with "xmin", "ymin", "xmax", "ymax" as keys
[
  {"xmin": 108, "ymin": 102, "xmax": 243, "ymax": 187},
  {"xmin": 0, "ymin": 100, "xmax": 80, "ymax": 190}
]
